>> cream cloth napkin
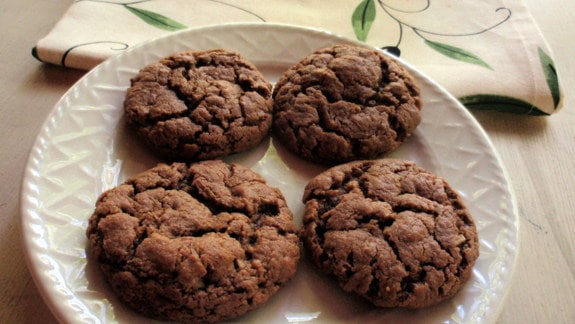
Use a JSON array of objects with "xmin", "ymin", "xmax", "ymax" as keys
[{"xmin": 33, "ymin": 0, "xmax": 563, "ymax": 115}]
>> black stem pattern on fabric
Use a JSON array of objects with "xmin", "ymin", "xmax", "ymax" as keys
[
  {"xmin": 61, "ymin": 41, "xmax": 129, "ymax": 67},
  {"xmin": 376, "ymin": 0, "xmax": 512, "ymax": 52}
]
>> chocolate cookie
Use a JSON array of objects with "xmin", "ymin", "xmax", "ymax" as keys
[
  {"xmin": 124, "ymin": 49, "xmax": 273, "ymax": 161},
  {"xmin": 272, "ymin": 45, "xmax": 422, "ymax": 165},
  {"xmin": 86, "ymin": 160, "xmax": 300, "ymax": 323},
  {"xmin": 301, "ymin": 159, "xmax": 479, "ymax": 308}
]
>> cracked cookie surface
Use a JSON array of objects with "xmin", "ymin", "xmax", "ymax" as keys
[
  {"xmin": 86, "ymin": 160, "xmax": 300, "ymax": 323},
  {"xmin": 124, "ymin": 49, "xmax": 273, "ymax": 161},
  {"xmin": 272, "ymin": 45, "xmax": 422, "ymax": 165},
  {"xmin": 301, "ymin": 159, "xmax": 479, "ymax": 308}
]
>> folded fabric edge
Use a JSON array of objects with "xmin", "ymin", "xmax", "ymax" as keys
[
  {"xmin": 31, "ymin": 47, "xmax": 44, "ymax": 63},
  {"xmin": 32, "ymin": 44, "xmax": 108, "ymax": 70},
  {"xmin": 512, "ymin": 0, "xmax": 564, "ymax": 114}
]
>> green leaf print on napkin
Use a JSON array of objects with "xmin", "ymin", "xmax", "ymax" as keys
[
  {"xmin": 424, "ymin": 40, "xmax": 492, "ymax": 69},
  {"xmin": 350, "ymin": 1, "xmax": 510, "ymax": 70},
  {"xmin": 459, "ymin": 94, "xmax": 549, "ymax": 116},
  {"xmin": 125, "ymin": 5, "xmax": 187, "ymax": 31},
  {"xmin": 352, "ymin": 0, "xmax": 376, "ymax": 41},
  {"xmin": 538, "ymin": 47, "xmax": 561, "ymax": 109}
]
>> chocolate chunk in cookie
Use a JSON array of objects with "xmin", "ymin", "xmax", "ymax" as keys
[
  {"xmin": 272, "ymin": 45, "xmax": 422, "ymax": 165},
  {"xmin": 86, "ymin": 160, "xmax": 300, "ymax": 323},
  {"xmin": 301, "ymin": 159, "xmax": 479, "ymax": 308},
  {"xmin": 124, "ymin": 49, "xmax": 273, "ymax": 161}
]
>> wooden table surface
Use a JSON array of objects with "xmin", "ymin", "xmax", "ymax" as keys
[{"xmin": 1, "ymin": 0, "xmax": 574, "ymax": 323}]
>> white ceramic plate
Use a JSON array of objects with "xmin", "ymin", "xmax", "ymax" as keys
[{"xmin": 21, "ymin": 23, "xmax": 518, "ymax": 324}]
